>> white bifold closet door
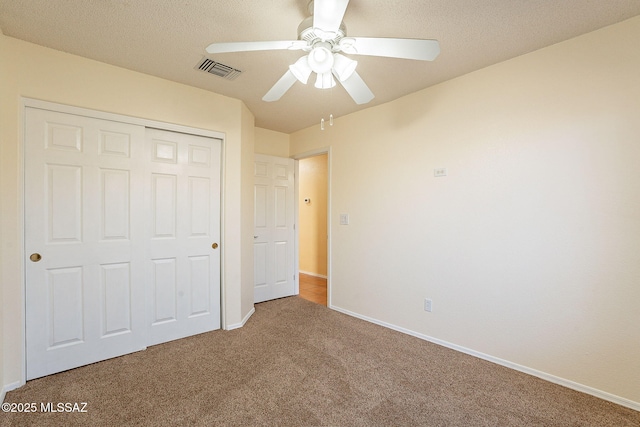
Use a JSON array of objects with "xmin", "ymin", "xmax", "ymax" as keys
[{"xmin": 25, "ymin": 108, "xmax": 221, "ymax": 380}]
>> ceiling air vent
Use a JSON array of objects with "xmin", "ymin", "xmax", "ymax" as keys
[{"xmin": 195, "ymin": 57, "xmax": 242, "ymax": 80}]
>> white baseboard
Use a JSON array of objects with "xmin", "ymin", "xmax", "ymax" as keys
[
  {"xmin": 330, "ymin": 305, "xmax": 640, "ymax": 412},
  {"xmin": 226, "ymin": 306, "xmax": 255, "ymax": 330},
  {"xmin": 1, "ymin": 381, "xmax": 22, "ymax": 403},
  {"xmin": 299, "ymin": 271, "xmax": 328, "ymax": 279}
]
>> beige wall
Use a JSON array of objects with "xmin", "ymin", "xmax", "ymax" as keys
[
  {"xmin": 255, "ymin": 127, "xmax": 290, "ymax": 157},
  {"xmin": 290, "ymin": 17, "xmax": 640, "ymax": 406},
  {"xmin": 299, "ymin": 155, "xmax": 328, "ymax": 276},
  {"xmin": 0, "ymin": 35, "xmax": 254, "ymax": 392},
  {"xmin": 240, "ymin": 105, "xmax": 256, "ymax": 320}
]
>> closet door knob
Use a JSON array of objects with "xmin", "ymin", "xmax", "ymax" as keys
[{"xmin": 30, "ymin": 253, "xmax": 42, "ymax": 262}]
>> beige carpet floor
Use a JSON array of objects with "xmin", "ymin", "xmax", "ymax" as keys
[{"xmin": 2, "ymin": 296, "xmax": 638, "ymax": 426}]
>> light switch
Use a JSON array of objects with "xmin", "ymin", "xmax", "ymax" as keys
[
  {"xmin": 340, "ymin": 213, "xmax": 349, "ymax": 225},
  {"xmin": 434, "ymin": 168, "xmax": 447, "ymax": 177}
]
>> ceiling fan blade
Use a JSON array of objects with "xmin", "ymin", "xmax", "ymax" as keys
[
  {"xmin": 262, "ymin": 70, "xmax": 298, "ymax": 102},
  {"xmin": 340, "ymin": 37, "xmax": 440, "ymax": 61},
  {"xmin": 206, "ymin": 40, "xmax": 306, "ymax": 54},
  {"xmin": 313, "ymin": 0, "xmax": 349, "ymax": 34},
  {"xmin": 336, "ymin": 70, "xmax": 374, "ymax": 105}
]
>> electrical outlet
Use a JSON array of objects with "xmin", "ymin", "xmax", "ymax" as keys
[{"xmin": 424, "ymin": 298, "xmax": 433, "ymax": 312}]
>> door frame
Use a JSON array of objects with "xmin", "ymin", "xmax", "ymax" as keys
[
  {"xmin": 292, "ymin": 147, "xmax": 332, "ymax": 307},
  {"xmin": 18, "ymin": 97, "xmax": 226, "ymax": 387}
]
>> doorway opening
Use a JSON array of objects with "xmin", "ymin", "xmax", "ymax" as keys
[{"xmin": 297, "ymin": 153, "xmax": 329, "ymax": 306}]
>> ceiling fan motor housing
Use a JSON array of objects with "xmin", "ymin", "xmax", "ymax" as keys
[{"xmin": 297, "ymin": 16, "xmax": 347, "ymax": 46}]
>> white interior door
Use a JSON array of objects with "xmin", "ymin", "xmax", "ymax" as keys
[
  {"xmin": 25, "ymin": 108, "xmax": 147, "ymax": 380},
  {"xmin": 254, "ymin": 154, "xmax": 296, "ymax": 303},
  {"xmin": 146, "ymin": 128, "xmax": 221, "ymax": 346}
]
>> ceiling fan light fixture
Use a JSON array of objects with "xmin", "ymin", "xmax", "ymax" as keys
[
  {"xmin": 289, "ymin": 56, "xmax": 313, "ymax": 84},
  {"xmin": 314, "ymin": 72, "xmax": 336, "ymax": 89},
  {"xmin": 307, "ymin": 43, "xmax": 334, "ymax": 74},
  {"xmin": 333, "ymin": 53, "xmax": 357, "ymax": 81}
]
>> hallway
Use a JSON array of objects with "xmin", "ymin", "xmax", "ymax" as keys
[{"xmin": 298, "ymin": 273, "xmax": 327, "ymax": 306}]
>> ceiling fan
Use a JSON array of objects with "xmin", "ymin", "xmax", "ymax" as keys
[{"xmin": 206, "ymin": 0, "xmax": 440, "ymax": 105}]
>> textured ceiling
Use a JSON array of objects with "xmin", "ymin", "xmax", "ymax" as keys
[{"xmin": 1, "ymin": 1, "xmax": 640, "ymax": 133}]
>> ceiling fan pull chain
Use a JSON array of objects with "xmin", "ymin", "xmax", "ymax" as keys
[
  {"xmin": 329, "ymin": 114, "xmax": 334, "ymax": 126},
  {"xmin": 320, "ymin": 117, "xmax": 325, "ymax": 131}
]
